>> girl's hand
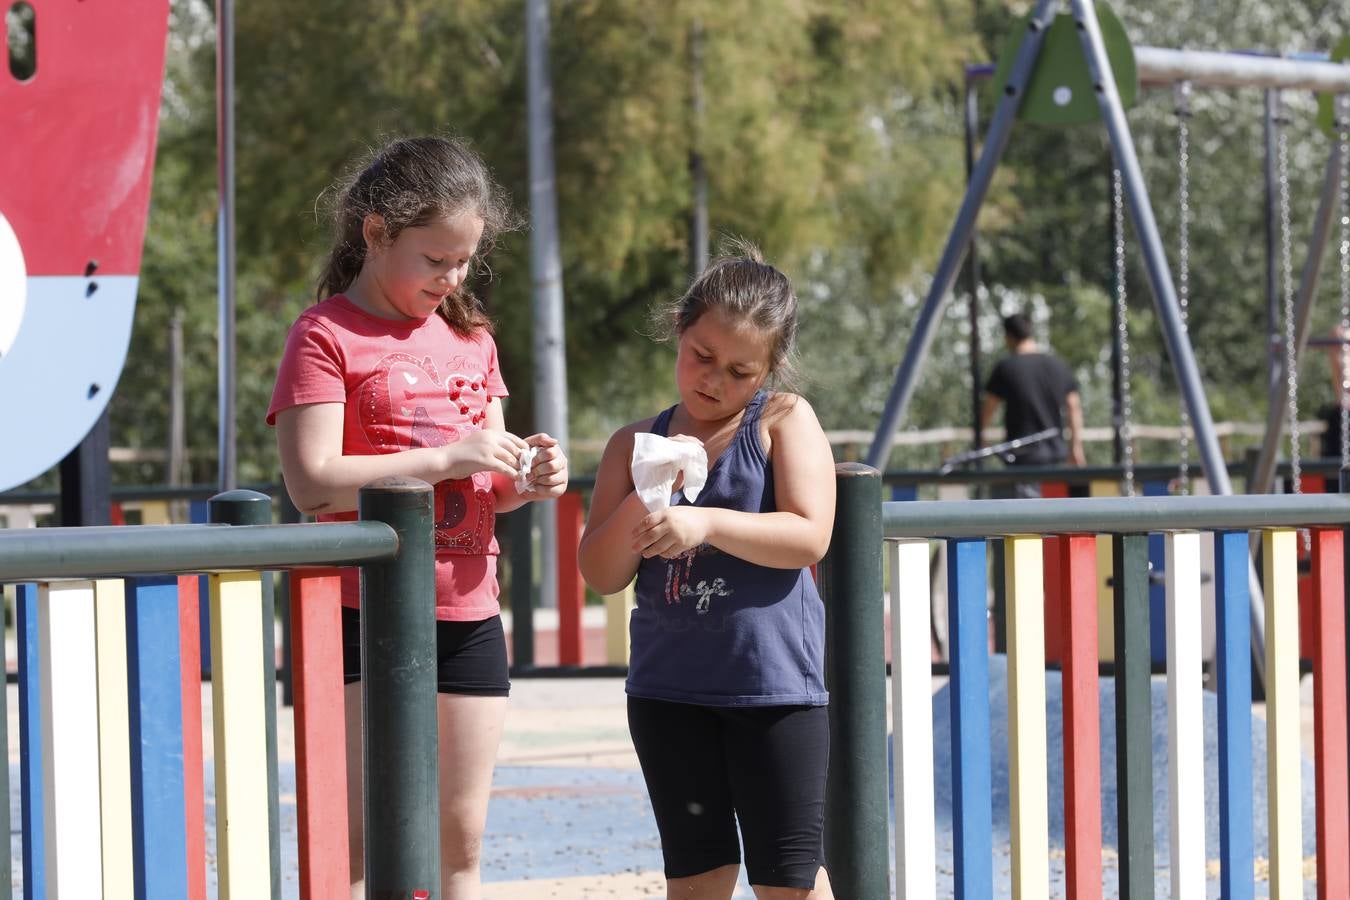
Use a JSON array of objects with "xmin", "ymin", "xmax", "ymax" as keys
[
  {"xmin": 442, "ymin": 429, "xmax": 528, "ymax": 481},
  {"xmin": 519, "ymin": 433, "xmax": 569, "ymax": 499},
  {"xmin": 632, "ymin": 506, "xmax": 709, "ymax": 559}
]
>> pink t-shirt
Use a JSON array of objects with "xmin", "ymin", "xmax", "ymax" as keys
[{"xmin": 267, "ymin": 295, "xmax": 509, "ymax": 621}]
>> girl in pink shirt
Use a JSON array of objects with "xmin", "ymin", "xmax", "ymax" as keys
[{"xmin": 268, "ymin": 136, "xmax": 567, "ymax": 899}]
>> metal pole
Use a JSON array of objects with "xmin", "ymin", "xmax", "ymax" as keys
[
  {"xmin": 820, "ymin": 464, "xmax": 888, "ymax": 897},
  {"xmin": 508, "ymin": 505, "xmax": 536, "ymax": 669},
  {"xmin": 865, "ymin": 0, "xmax": 1059, "ymax": 469},
  {"xmin": 1248, "ymin": 141, "xmax": 1344, "ymax": 496},
  {"xmin": 1265, "ymin": 90, "xmax": 1280, "ymax": 384},
  {"xmin": 359, "ymin": 477, "xmax": 439, "ymax": 896},
  {"xmin": 1134, "ymin": 47, "xmax": 1350, "ymax": 92},
  {"xmin": 963, "ymin": 74, "xmax": 985, "ymax": 456},
  {"xmin": 526, "ymin": 0, "xmax": 568, "ymax": 610},
  {"xmin": 688, "ymin": 20, "xmax": 709, "ymax": 279},
  {"xmin": 215, "ymin": 0, "xmax": 237, "ymax": 492},
  {"xmin": 209, "ymin": 489, "xmax": 279, "ymax": 899}
]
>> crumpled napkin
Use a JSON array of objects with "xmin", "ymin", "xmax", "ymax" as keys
[
  {"xmin": 514, "ymin": 445, "xmax": 539, "ymax": 494},
  {"xmin": 630, "ymin": 433, "xmax": 708, "ymax": 512}
]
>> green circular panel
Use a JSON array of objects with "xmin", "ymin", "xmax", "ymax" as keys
[
  {"xmin": 991, "ymin": 2, "xmax": 1137, "ymax": 126},
  {"xmin": 1315, "ymin": 37, "xmax": 1349, "ymax": 137}
]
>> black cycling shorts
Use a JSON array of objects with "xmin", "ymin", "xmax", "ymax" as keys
[
  {"xmin": 341, "ymin": 606, "xmax": 510, "ymax": 696},
  {"xmin": 627, "ymin": 696, "xmax": 829, "ymax": 889}
]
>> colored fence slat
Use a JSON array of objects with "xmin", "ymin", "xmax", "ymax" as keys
[
  {"xmin": 17, "ymin": 583, "xmax": 44, "ymax": 900},
  {"xmin": 1057, "ymin": 534, "xmax": 1101, "ymax": 900},
  {"xmin": 37, "ymin": 580, "xmax": 105, "ymax": 896},
  {"xmin": 127, "ymin": 576, "xmax": 190, "ymax": 899},
  {"xmin": 94, "ymin": 579, "xmax": 134, "ymax": 899},
  {"xmin": 889, "ymin": 539, "xmax": 936, "ymax": 899},
  {"xmin": 1262, "ymin": 528, "xmax": 1302, "ymax": 899},
  {"xmin": 1214, "ymin": 531, "xmax": 1254, "ymax": 900},
  {"xmin": 0, "ymin": 588, "xmax": 10, "ymax": 900},
  {"xmin": 1112, "ymin": 534, "xmax": 1153, "ymax": 900},
  {"xmin": 947, "ymin": 538, "xmax": 992, "ymax": 900},
  {"xmin": 604, "ymin": 581, "xmax": 635, "ymax": 666},
  {"xmin": 557, "ymin": 492, "xmax": 585, "ymax": 665},
  {"xmin": 1164, "ymin": 532, "xmax": 1205, "ymax": 898},
  {"xmin": 1310, "ymin": 528, "xmax": 1350, "ymax": 900},
  {"xmin": 209, "ymin": 571, "xmax": 272, "ymax": 898},
  {"xmin": 291, "ymin": 570, "xmax": 350, "ymax": 899},
  {"xmin": 178, "ymin": 576, "xmax": 207, "ymax": 900},
  {"xmin": 1004, "ymin": 536, "xmax": 1049, "ymax": 899}
]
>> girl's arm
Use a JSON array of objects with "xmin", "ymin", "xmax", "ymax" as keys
[
  {"xmin": 632, "ymin": 396, "xmax": 836, "ymax": 569},
  {"xmin": 275, "ymin": 400, "xmax": 527, "ymax": 515},
  {"xmin": 577, "ymin": 422, "xmax": 654, "ymax": 595},
  {"xmin": 488, "ymin": 399, "xmax": 569, "ymax": 513}
]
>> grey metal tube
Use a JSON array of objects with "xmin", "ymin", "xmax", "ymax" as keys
[
  {"xmin": 526, "ymin": 0, "xmax": 567, "ymax": 609},
  {"xmin": 1248, "ymin": 141, "xmax": 1344, "ymax": 495},
  {"xmin": 216, "ymin": 0, "xmax": 237, "ymax": 491},
  {"xmin": 0, "ymin": 521, "xmax": 397, "ymax": 581},
  {"xmin": 882, "ymin": 493, "xmax": 1350, "ymax": 539},
  {"xmin": 1135, "ymin": 47, "xmax": 1350, "ymax": 92},
  {"xmin": 865, "ymin": 0, "xmax": 1059, "ymax": 469}
]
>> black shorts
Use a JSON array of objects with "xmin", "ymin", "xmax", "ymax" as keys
[
  {"xmin": 627, "ymin": 696, "xmax": 829, "ymax": 889},
  {"xmin": 341, "ymin": 606, "xmax": 510, "ymax": 696}
]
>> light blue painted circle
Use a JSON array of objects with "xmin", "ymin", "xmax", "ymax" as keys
[
  {"xmin": 0, "ymin": 211, "xmax": 24, "ymax": 359},
  {"xmin": 0, "ymin": 276, "xmax": 137, "ymax": 491}
]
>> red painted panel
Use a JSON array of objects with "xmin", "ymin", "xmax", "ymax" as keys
[
  {"xmin": 557, "ymin": 492, "xmax": 585, "ymax": 666},
  {"xmin": 176, "ymin": 576, "xmax": 206, "ymax": 900},
  {"xmin": 1310, "ymin": 529, "xmax": 1349, "ymax": 900},
  {"xmin": 1040, "ymin": 481, "xmax": 1070, "ymax": 499},
  {"xmin": 1043, "ymin": 536, "xmax": 1064, "ymax": 665},
  {"xmin": 291, "ymin": 569, "xmax": 350, "ymax": 899},
  {"xmin": 0, "ymin": 0, "xmax": 170, "ymax": 275},
  {"xmin": 1059, "ymin": 535, "xmax": 1103, "ymax": 900}
]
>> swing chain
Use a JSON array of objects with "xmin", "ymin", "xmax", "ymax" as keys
[
  {"xmin": 1113, "ymin": 166, "xmax": 1136, "ymax": 497},
  {"xmin": 1276, "ymin": 92, "xmax": 1303, "ymax": 499},
  {"xmin": 1337, "ymin": 93, "xmax": 1350, "ymax": 469},
  {"xmin": 1175, "ymin": 81, "xmax": 1193, "ymax": 495}
]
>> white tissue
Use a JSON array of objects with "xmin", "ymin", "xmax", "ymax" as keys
[
  {"xmin": 514, "ymin": 445, "xmax": 539, "ymax": 494},
  {"xmin": 630, "ymin": 433, "xmax": 708, "ymax": 512}
]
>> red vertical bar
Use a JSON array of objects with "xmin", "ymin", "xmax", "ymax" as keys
[
  {"xmin": 1041, "ymin": 481, "xmax": 1070, "ymax": 499},
  {"xmin": 176, "ymin": 576, "xmax": 207, "ymax": 900},
  {"xmin": 291, "ymin": 569, "xmax": 350, "ymax": 899},
  {"xmin": 1043, "ymin": 537, "xmax": 1064, "ymax": 665},
  {"xmin": 1060, "ymin": 535, "xmax": 1103, "ymax": 900},
  {"xmin": 557, "ymin": 492, "xmax": 585, "ymax": 666},
  {"xmin": 1311, "ymin": 529, "xmax": 1350, "ymax": 899}
]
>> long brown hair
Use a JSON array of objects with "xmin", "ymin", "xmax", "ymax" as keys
[{"xmin": 316, "ymin": 135, "xmax": 518, "ymax": 334}]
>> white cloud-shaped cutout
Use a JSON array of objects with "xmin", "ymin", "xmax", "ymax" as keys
[{"xmin": 0, "ymin": 211, "xmax": 25, "ymax": 360}]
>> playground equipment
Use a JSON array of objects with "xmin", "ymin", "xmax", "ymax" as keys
[
  {"xmin": 0, "ymin": 1, "xmax": 170, "ymax": 501},
  {"xmin": 829, "ymin": 471, "xmax": 1350, "ymax": 898},
  {"xmin": 867, "ymin": 0, "xmax": 1350, "ymax": 681}
]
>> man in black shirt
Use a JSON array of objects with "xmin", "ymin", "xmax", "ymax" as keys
[{"xmin": 980, "ymin": 313, "xmax": 1085, "ymax": 497}]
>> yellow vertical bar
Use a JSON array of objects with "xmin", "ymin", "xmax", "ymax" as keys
[
  {"xmin": 1005, "ymin": 535, "xmax": 1049, "ymax": 899},
  {"xmin": 604, "ymin": 581, "xmax": 635, "ymax": 665},
  {"xmin": 1262, "ymin": 528, "xmax": 1302, "ymax": 899},
  {"xmin": 94, "ymin": 579, "xmax": 134, "ymax": 899},
  {"xmin": 139, "ymin": 500, "xmax": 172, "ymax": 525},
  {"xmin": 1090, "ymin": 481, "xmax": 1119, "ymax": 664},
  {"xmin": 210, "ymin": 571, "xmax": 271, "ymax": 898}
]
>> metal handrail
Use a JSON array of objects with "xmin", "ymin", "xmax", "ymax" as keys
[
  {"xmin": 883, "ymin": 492, "xmax": 1350, "ymax": 539},
  {"xmin": 0, "ymin": 520, "xmax": 398, "ymax": 581}
]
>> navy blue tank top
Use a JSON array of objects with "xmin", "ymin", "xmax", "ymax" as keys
[{"xmin": 626, "ymin": 391, "xmax": 829, "ymax": 707}]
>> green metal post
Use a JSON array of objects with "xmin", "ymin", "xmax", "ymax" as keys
[
  {"xmin": 1113, "ymin": 533, "xmax": 1154, "ymax": 899},
  {"xmin": 359, "ymin": 477, "xmax": 440, "ymax": 898},
  {"xmin": 278, "ymin": 487, "xmax": 301, "ymax": 707},
  {"xmin": 209, "ymin": 489, "xmax": 280, "ymax": 900},
  {"xmin": 820, "ymin": 463, "xmax": 889, "ymax": 897}
]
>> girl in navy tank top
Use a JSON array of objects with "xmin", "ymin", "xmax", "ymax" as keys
[{"xmin": 580, "ymin": 243, "xmax": 837, "ymax": 898}]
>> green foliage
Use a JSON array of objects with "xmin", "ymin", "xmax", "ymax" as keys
[{"xmin": 75, "ymin": 0, "xmax": 1350, "ymax": 490}]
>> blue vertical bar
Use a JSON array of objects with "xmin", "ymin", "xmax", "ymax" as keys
[
  {"xmin": 890, "ymin": 484, "xmax": 919, "ymax": 502},
  {"xmin": 1215, "ymin": 531, "xmax": 1254, "ymax": 900},
  {"xmin": 1143, "ymin": 479, "xmax": 1168, "ymax": 665},
  {"xmin": 15, "ymin": 584, "xmax": 43, "ymax": 900},
  {"xmin": 947, "ymin": 538, "xmax": 992, "ymax": 899},
  {"xmin": 126, "ymin": 577, "xmax": 189, "ymax": 900}
]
